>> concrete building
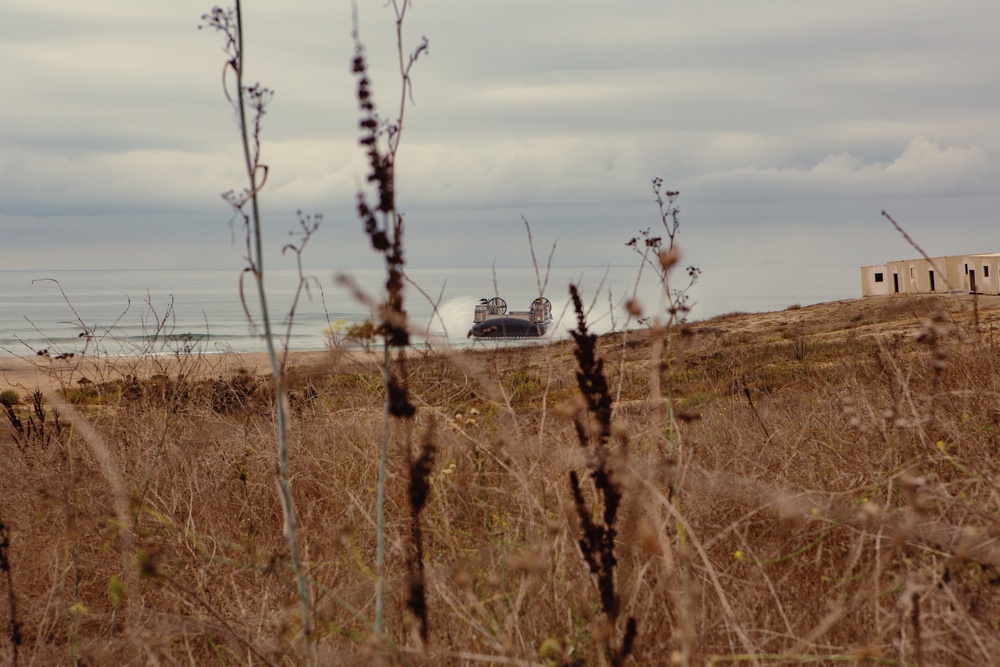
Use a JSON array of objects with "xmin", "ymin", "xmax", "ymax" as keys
[
  {"xmin": 961, "ymin": 253, "xmax": 1000, "ymax": 294},
  {"xmin": 860, "ymin": 264, "xmax": 889, "ymax": 296},
  {"xmin": 861, "ymin": 254, "xmax": 1000, "ymax": 297}
]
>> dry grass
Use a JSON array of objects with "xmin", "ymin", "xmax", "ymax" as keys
[{"xmin": 2, "ymin": 293, "xmax": 1000, "ymax": 665}]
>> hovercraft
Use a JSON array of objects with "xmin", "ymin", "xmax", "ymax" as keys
[{"xmin": 469, "ymin": 297, "xmax": 552, "ymax": 338}]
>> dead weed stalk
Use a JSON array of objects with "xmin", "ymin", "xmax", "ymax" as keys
[{"xmin": 567, "ymin": 283, "xmax": 636, "ymax": 665}]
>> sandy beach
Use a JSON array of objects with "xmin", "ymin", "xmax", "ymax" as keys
[{"xmin": 0, "ymin": 349, "xmax": 338, "ymax": 394}]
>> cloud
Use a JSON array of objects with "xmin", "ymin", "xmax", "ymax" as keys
[
  {"xmin": 685, "ymin": 137, "xmax": 993, "ymax": 204},
  {"xmin": 693, "ymin": 134, "xmax": 795, "ymax": 172},
  {"xmin": 0, "ymin": 148, "xmax": 239, "ymax": 216},
  {"xmin": 3, "ymin": 1, "xmax": 1000, "ymax": 271}
]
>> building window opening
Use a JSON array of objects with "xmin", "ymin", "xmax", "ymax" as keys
[
  {"xmin": 929, "ymin": 270, "xmax": 936, "ymax": 291},
  {"xmin": 874, "ymin": 272, "xmax": 884, "ymax": 283},
  {"xmin": 965, "ymin": 264, "xmax": 969, "ymax": 274},
  {"xmin": 985, "ymin": 265, "xmax": 991, "ymax": 278},
  {"xmin": 909, "ymin": 267, "xmax": 915, "ymax": 279}
]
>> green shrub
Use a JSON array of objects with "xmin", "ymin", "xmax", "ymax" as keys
[
  {"xmin": 503, "ymin": 369, "xmax": 544, "ymax": 404},
  {"xmin": 0, "ymin": 389, "xmax": 21, "ymax": 407}
]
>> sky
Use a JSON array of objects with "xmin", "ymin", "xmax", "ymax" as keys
[{"xmin": 2, "ymin": 0, "xmax": 1000, "ymax": 273}]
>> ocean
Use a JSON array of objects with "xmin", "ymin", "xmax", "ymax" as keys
[{"xmin": 0, "ymin": 263, "xmax": 859, "ymax": 358}]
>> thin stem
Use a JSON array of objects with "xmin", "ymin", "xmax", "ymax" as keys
[
  {"xmin": 375, "ymin": 343, "xmax": 391, "ymax": 635},
  {"xmin": 66, "ymin": 428, "xmax": 80, "ymax": 666},
  {"xmin": 231, "ymin": 0, "xmax": 312, "ymax": 652}
]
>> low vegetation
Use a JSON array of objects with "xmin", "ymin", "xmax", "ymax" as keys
[
  {"xmin": 5, "ymin": 3, "xmax": 998, "ymax": 665},
  {"xmin": 2, "ymin": 292, "xmax": 999, "ymax": 665}
]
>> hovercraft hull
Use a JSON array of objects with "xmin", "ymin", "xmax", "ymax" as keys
[{"xmin": 470, "ymin": 317, "xmax": 548, "ymax": 338}]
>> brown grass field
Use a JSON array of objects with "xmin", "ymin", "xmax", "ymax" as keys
[{"xmin": 2, "ymin": 292, "xmax": 1000, "ymax": 666}]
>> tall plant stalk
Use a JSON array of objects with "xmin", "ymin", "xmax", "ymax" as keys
[
  {"xmin": 351, "ymin": 0, "xmax": 428, "ymax": 637},
  {"xmin": 202, "ymin": 2, "xmax": 312, "ymax": 652},
  {"xmin": 626, "ymin": 182, "xmax": 700, "ymax": 663},
  {"xmin": 376, "ymin": 344, "xmax": 390, "ymax": 634}
]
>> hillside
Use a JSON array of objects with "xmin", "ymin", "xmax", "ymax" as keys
[{"xmin": 2, "ymin": 293, "xmax": 999, "ymax": 665}]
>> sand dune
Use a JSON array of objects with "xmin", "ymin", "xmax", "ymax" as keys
[{"xmin": 0, "ymin": 350, "xmax": 336, "ymax": 394}]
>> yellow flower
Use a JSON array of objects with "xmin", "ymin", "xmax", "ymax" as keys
[{"xmin": 733, "ymin": 550, "xmax": 744, "ymax": 561}]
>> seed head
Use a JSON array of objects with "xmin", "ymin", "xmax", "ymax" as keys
[{"xmin": 658, "ymin": 246, "xmax": 680, "ymax": 271}]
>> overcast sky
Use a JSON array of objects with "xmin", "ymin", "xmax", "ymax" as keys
[{"xmin": 2, "ymin": 0, "xmax": 999, "ymax": 273}]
